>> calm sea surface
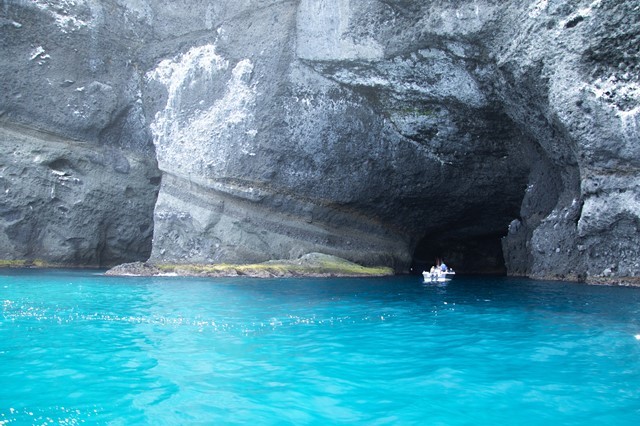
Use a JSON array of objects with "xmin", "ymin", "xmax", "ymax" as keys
[{"xmin": 1, "ymin": 269, "xmax": 640, "ymax": 425}]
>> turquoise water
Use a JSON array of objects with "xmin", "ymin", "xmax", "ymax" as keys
[{"xmin": 1, "ymin": 270, "xmax": 640, "ymax": 425}]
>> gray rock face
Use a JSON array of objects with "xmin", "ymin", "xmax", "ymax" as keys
[
  {"xmin": 496, "ymin": 0, "xmax": 640, "ymax": 282},
  {"xmin": 142, "ymin": 0, "xmax": 535, "ymax": 271},
  {"xmin": 0, "ymin": 123, "xmax": 158, "ymax": 266},
  {"xmin": 1, "ymin": 0, "xmax": 638, "ymax": 282},
  {"xmin": 0, "ymin": 0, "xmax": 159, "ymax": 266}
]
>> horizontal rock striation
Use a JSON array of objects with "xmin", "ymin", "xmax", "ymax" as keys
[{"xmin": 1, "ymin": 0, "xmax": 638, "ymax": 282}]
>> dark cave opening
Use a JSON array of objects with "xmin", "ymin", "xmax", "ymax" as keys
[{"xmin": 410, "ymin": 231, "xmax": 507, "ymax": 275}]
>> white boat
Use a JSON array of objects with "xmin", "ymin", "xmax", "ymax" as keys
[{"xmin": 422, "ymin": 270, "xmax": 455, "ymax": 283}]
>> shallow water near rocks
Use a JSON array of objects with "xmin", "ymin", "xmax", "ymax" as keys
[{"xmin": 1, "ymin": 269, "xmax": 640, "ymax": 425}]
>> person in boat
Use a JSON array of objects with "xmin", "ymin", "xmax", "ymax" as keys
[{"xmin": 440, "ymin": 262, "xmax": 448, "ymax": 272}]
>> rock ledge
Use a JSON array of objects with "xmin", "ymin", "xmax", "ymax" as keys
[{"xmin": 105, "ymin": 253, "xmax": 394, "ymax": 278}]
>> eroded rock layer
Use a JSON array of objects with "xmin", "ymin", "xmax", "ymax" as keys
[{"xmin": 1, "ymin": 0, "xmax": 638, "ymax": 282}]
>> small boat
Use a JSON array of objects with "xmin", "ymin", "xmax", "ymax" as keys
[{"xmin": 422, "ymin": 268, "xmax": 455, "ymax": 283}]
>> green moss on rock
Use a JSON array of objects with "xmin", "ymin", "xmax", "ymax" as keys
[
  {"xmin": 106, "ymin": 253, "xmax": 393, "ymax": 278},
  {"xmin": 0, "ymin": 259, "xmax": 53, "ymax": 268}
]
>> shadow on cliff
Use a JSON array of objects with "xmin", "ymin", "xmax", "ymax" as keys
[{"xmin": 410, "ymin": 232, "xmax": 507, "ymax": 276}]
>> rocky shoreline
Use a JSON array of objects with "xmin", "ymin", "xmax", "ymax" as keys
[
  {"xmin": 4, "ymin": 255, "xmax": 640, "ymax": 286},
  {"xmin": 585, "ymin": 276, "xmax": 640, "ymax": 288},
  {"xmin": 104, "ymin": 253, "xmax": 394, "ymax": 279}
]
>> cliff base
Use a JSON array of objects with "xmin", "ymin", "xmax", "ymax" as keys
[{"xmin": 106, "ymin": 253, "xmax": 393, "ymax": 278}]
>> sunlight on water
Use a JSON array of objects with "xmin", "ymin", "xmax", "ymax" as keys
[{"xmin": 1, "ymin": 270, "xmax": 640, "ymax": 424}]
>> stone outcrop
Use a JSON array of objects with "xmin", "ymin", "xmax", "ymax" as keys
[
  {"xmin": 1, "ymin": 0, "xmax": 638, "ymax": 283},
  {"xmin": 105, "ymin": 253, "xmax": 393, "ymax": 278}
]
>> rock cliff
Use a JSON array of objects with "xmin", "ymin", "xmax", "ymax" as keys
[
  {"xmin": 0, "ymin": 0, "xmax": 160, "ymax": 266},
  {"xmin": 1, "ymin": 0, "xmax": 638, "ymax": 283}
]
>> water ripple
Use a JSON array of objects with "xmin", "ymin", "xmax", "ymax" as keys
[{"xmin": 2, "ymin": 272, "xmax": 640, "ymax": 424}]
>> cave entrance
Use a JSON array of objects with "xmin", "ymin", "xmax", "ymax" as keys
[{"xmin": 410, "ymin": 231, "xmax": 507, "ymax": 275}]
